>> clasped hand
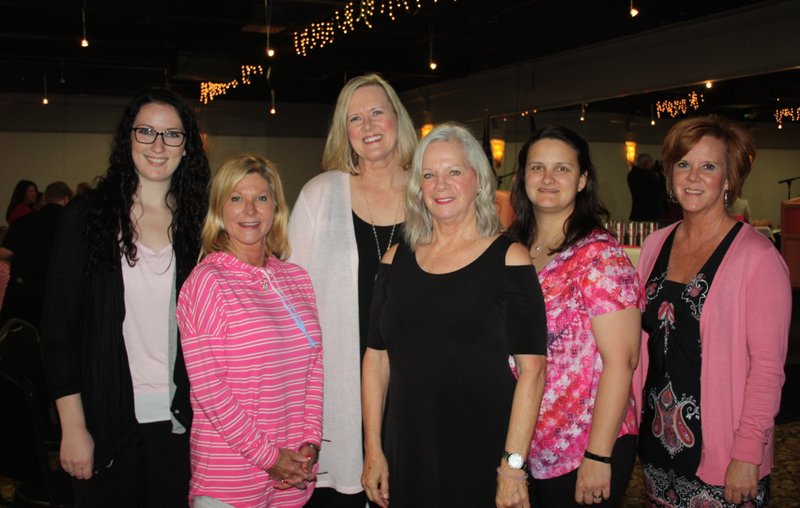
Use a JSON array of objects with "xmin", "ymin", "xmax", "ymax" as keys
[{"xmin": 267, "ymin": 447, "xmax": 317, "ymax": 490}]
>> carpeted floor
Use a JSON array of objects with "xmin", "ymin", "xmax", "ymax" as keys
[{"xmin": 620, "ymin": 420, "xmax": 800, "ymax": 507}]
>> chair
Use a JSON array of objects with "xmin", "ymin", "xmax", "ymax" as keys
[
  {"xmin": 0, "ymin": 319, "xmax": 73, "ymax": 507},
  {"xmin": 0, "ymin": 370, "xmax": 74, "ymax": 507},
  {"xmin": 0, "ymin": 319, "xmax": 60, "ymax": 447}
]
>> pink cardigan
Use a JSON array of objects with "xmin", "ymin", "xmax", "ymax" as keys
[
  {"xmin": 632, "ymin": 222, "xmax": 790, "ymax": 486},
  {"xmin": 177, "ymin": 252, "xmax": 323, "ymax": 507}
]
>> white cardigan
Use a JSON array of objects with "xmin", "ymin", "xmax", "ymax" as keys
[{"xmin": 288, "ymin": 170, "xmax": 364, "ymax": 494}]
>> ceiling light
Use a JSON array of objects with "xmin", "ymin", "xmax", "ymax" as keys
[
  {"xmin": 705, "ymin": 81, "xmax": 713, "ymax": 89},
  {"xmin": 269, "ymin": 88, "xmax": 276, "ymax": 115},
  {"xmin": 42, "ymin": 72, "xmax": 49, "ymax": 105},
  {"xmin": 428, "ymin": 21, "xmax": 437, "ymax": 71},
  {"xmin": 630, "ymin": 0, "xmax": 639, "ymax": 17},
  {"xmin": 81, "ymin": 1, "xmax": 89, "ymax": 47},
  {"xmin": 580, "ymin": 103, "xmax": 587, "ymax": 122},
  {"xmin": 264, "ymin": 0, "xmax": 274, "ymax": 58}
]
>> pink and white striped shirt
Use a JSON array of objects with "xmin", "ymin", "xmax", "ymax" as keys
[{"xmin": 177, "ymin": 251, "xmax": 323, "ymax": 507}]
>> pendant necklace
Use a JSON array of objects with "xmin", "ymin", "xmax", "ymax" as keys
[
  {"xmin": 364, "ymin": 191, "xmax": 401, "ymax": 262},
  {"xmin": 530, "ymin": 234, "xmax": 562, "ymax": 260}
]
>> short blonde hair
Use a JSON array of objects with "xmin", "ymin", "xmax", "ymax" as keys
[
  {"xmin": 404, "ymin": 123, "xmax": 499, "ymax": 247},
  {"xmin": 201, "ymin": 154, "xmax": 290, "ymax": 260},
  {"xmin": 321, "ymin": 73, "xmax": 417, "ymax": 174}
]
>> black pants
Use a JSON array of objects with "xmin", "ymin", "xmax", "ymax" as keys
[
  {"xmin": 303, "ymin": 487, "xmax": 384, "ymax": 508},
  {"xmin": 72, "ymin": 421, "xmax": 190, "ymax": 508},
  {"xmin": 531, "ymin": 434, "xmax": 637, "ymax": 508}
]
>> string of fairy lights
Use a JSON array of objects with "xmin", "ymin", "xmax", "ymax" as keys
[
  {"xmin": 292, "ymin": 0, "xmax": 455, "ymax": 57},
  {"xmin": 199, "ymin": 65, "xmax": 264, "ymax": 105},
  {"xmin": 775, "ymin": 99, "xmax": 800, "ymax": 130},
  {"xmin": 656, "ymin": 90, "xmax": 704, "ymax": 118},
  {"xmin": 191, "ymin": 2, "xmax": 800, "ymax": 130}
]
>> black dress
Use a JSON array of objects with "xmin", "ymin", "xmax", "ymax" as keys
[
  {"xmin": 367, "ymin": 236, "xmax": 547, "ymax": 508},
  {"xmin": 640, "ymin": 222, "xmax": 769, "ymax": 507}
]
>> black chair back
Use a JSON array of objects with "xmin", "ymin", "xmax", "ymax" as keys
[
  {"xmin": 0, "ymin": 370, "xmax": 73, "ymax": 507},
  {"xmin": 0, "ymin": 319, "xmax": 56, "ymax": 431}
]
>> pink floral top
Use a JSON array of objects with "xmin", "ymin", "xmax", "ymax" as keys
[{"xmin": 529, "ymin": 229, "xmax": 641, "ymax": 479}]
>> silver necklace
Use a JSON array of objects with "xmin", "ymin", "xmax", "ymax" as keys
[
  {"xmin": 364, "ymin": 192, "xmax": 400, "ymax": 262},
  {"xmin": 530, "ymin": 244, "xmax": 544, "ymax": 259}
]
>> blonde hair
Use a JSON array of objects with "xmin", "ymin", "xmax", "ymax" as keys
[
  {"xmin": 200, "ymin": 154, "xmax": 290, "ymax": 260},
  {"xmin": 321, "ymin": 73, "xmax": 417, "ymax": 174},
  {"xmin": 404, "ymin": 123, "xmax": 500, "ymax": 247}
]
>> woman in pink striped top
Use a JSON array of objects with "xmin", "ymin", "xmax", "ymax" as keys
[{"xmin": 177, "ymin": 154, "xmax": 323, "ymax": 507}]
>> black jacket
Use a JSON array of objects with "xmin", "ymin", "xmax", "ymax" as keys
[{"xmin": 40, "ymin": 195, "xmax": 193, "ymax": 470}]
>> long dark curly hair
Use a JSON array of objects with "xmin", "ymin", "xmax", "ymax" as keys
[
  {"xmin": 85, "ymin": 88, "xmax": 210, "ymax": 272},
  {"xmin": 6, "ymin": 179, "xmax": 38, "ymax": 222},
  {"xmin": 506, "ymin": 125, "xmax": 608, "ymax": 254}
]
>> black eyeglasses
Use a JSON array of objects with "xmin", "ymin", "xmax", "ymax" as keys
[{"xmin": 131, "ymin": 127, "xmax": 187, "ymax": 147}]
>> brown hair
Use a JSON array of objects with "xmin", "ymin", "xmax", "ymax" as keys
[{"xmin": 662, "ymin": 115, "xmax": 755, "ymax": 202}]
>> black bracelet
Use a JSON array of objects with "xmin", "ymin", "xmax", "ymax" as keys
[{"xmin": 583, "ymin": 450, "xmax": 612, "ymax": 464}]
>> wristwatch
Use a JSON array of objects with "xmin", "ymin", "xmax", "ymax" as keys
[{"xmin": 502, "ymin": 451, "xmax": 526, "ymax": 470}]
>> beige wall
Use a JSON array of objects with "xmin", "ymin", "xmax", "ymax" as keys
[
  {"xmin": 1, "ymin": 132, "xmax": 325, "ymax": 227},
  {"xmin": 3, "ymin": 130, "xmax": 799, "ymax": 230}
]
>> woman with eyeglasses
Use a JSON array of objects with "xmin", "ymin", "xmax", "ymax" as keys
[{"xmin": 41, "ymin": 88, "xmax": 210, "ymax": 507}]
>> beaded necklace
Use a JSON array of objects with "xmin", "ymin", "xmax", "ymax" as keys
[{"xmin": 363, "ymin": 192, "xmax": 400, "ymax": 261}]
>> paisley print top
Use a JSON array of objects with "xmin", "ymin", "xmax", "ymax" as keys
[{"xmin": 639, "ymin": 222, "xmax": 769, "ymax": 507}]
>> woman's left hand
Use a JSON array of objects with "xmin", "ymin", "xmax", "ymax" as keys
[
  {"xmin": 291, "ymin": 443, "xmax": 319, "ymax": 490},
  {"xmin": 267, "ymin": 448, "xmax": 316, "ymax": 490},
  {"xmin": 575, "ymin": 459, "xmax": 611, "ymax": 504},
  {"xmin": 495, "ymin": 470, "xmax": 530, "ymax": 508},
  {"xmin": 724, "ymin": 458, "xmax": 759, "ymax": 504}
]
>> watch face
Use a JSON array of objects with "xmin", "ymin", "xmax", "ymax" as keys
[{"xmin": 507, "ymin": 453, "xmax": 524, "ymax": 469}]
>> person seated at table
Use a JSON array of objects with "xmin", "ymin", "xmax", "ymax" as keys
[
  {"xmin": 726, "ymin": 196, "xmax": 751, "ymax": 223},
  {"xmin": 177, "ymin": 154, "xmax": 323, "ymax": 508}
]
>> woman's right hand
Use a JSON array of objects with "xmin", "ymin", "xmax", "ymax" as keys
[
  {"xmin": 60, "ymin": 425, "xmax": 95, "ymax": 479},
  {"xmin": 362, "ymin": 450, "xmax": 390, "ymax": 507},
  {"xmin": 266, "ymin": 448, "xmax": 315, "ymax": 489}
]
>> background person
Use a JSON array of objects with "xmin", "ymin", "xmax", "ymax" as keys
[
  {"xmin": 627, "ymin": 153, "xmax": 666, "ymax": 221},
  {"xmin": 288, "ymin": 73, "xmax": 417, "ymax": 507},
  {"xmin": 632, "ymin": 115, "xmax": 790, "ymax": 507},
  {"xmin": 0, "ymin": 181, "xmax": 73, "ymax": 328},
  {"xmin": 40, "ymin": 88, "xmax": 211, "ymax": 508},
  {"xmin": 177, "ymin": 154, "xmax": 323, "ymax": 508},
  {"xmin": 726, "ymin": 196, "xmax": 751, "ymax": 223},
  {"xmin": 361, "ymin": 123, "xmax": 547, "ymax": 508},
  {"xmin": 507, "ymin": 126, "xmax": 641, "ymax": 507},
  {"xmin": 6, "ymin": 179, "xmax": 39, "ymax": 225}
]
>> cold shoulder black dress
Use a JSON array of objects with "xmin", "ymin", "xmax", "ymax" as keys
[{"xmin": 367, "ymin": 236, "xmax": 547, "ymax": 507}]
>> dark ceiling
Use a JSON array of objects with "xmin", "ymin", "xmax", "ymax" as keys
[{"xmin": 1, "ymin": 0, "xmax": 783, "ymax": 110}]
